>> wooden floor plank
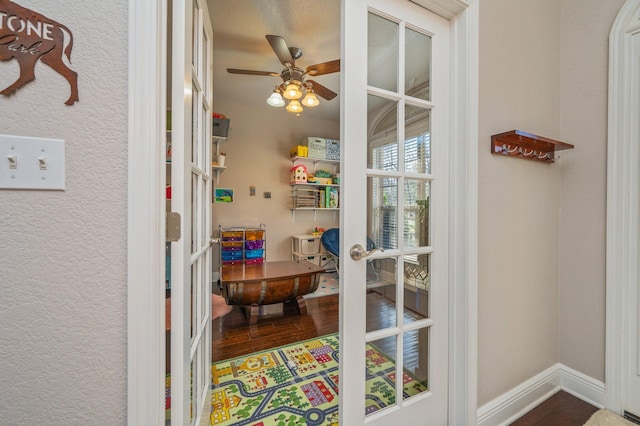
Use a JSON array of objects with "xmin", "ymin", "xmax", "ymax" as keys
[{"xmin": 509, "ymin": 390, "xmax": 598, "ymax": 425}]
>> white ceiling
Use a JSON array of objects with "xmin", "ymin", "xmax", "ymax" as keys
[{"xmin": 208, "ymin": 0, "xmax": 341, "ymax": 121}]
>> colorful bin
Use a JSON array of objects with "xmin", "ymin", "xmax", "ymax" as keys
[
  {"xmin": 245, "ymin": 230, "xmax": 264, "ymax": 240},
  {"xmin": 245, "ymin": 240, "xmax": 264, "ymax": 250},
  {"xmin": 245, "ymin": 249, "xmax": 265, "ymax": 259}
]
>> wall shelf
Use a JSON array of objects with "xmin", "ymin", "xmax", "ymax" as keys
[
  {"xmin": 290, "ymin": 156, "xmax": 340, "ymax": 165},
  {"xmin": 212, "ymin": 136, "xmax": 228, "ymax": 184},
  {"xmin": 491, "ymin": 130, "xmax": 574, "ymax": 163}
]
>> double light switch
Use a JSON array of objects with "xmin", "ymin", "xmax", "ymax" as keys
[{"xmin": 0, "ymin": 134, "xmax": 65, "ymax": 190}]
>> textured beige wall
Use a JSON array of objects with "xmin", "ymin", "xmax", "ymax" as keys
[
  {"xmin": 0, "ymin": 1, "xmax": 128, "ymax": 423},
  {"xmin": 558, "ymin": 0, "xmax": 625, "ymax": 382},
  {"xmin": 211, "ymin": 99, "xmax": 340, "ymax": 267},
  {"xmin": 478, "ymin": 0, "xmax": 562, "ymax": 406}
]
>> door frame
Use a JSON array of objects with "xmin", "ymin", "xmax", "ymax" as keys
[
  {"xmin": 127, "ymin": 0, "xmax": 168, "ymax": 424},
  {"xmin": 126, "ymin": 0, "xmax": 478, "ymax": 423},
  {"xmin": 605, "ymin": 0, "xmax": 640, "ymax": 415}
]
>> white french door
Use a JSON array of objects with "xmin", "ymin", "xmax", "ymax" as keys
[
  {"xmin": 341, "ymin": 0, "xmax": 450, "ymax": 424},
  {"xmin": 170, "ymin": 0, "xmax": 213, "ymax": 424}
]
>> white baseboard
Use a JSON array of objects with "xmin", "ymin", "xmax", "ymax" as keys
[
  {"xmin": 477, "ymin": 363, "xmax": 605, "ymax": 426},
  {"xmin": 557, "ymin": 364, "xmax": 605, "ymax": 409}
]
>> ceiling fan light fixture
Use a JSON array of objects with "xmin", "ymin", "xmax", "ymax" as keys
[
  {"xmin": 302, "ymin": 91, "xmax": 320, "ymax": 107},
  {"xmin": 286, "ymin": 99, "xmax": 303, "ymax": 113},
  {"xmin": 283, "ymin": 83, "xmax": 303, "ymax": 100},
  {"xmin": 267, "ymin": 90, "xmax": 285, "ymax": 107}
]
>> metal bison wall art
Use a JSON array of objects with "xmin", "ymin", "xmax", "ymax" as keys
[{"xmin": 0, "ymin": 0, "xmax": 78, "ymax": 105}]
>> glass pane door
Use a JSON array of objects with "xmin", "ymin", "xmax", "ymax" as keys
[
  {"xmin": 170, "ymin": 0, "xmax": 213, "ymax": 424},
  {"xmin": 340, "ymin": 0, "xmax": 449, "ymax": 424}
]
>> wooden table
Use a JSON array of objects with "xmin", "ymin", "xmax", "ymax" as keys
[{"xmin": 220, "ymin": 260, "xmax": 325, "ymax": 324}]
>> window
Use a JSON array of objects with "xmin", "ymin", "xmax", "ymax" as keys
[{"xmin": 371, "ymin": 133, "xmax": 431, "ymax": 251}]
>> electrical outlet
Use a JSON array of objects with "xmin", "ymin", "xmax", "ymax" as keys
[{"xmin": 264, "ymin": 192, "xmax": 271, "ymax": 199}]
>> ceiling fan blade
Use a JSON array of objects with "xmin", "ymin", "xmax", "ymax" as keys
[
  {"xmin": 266, "ymin": 35, "xmax": 295, "ymax": 67},
  {"xmin": 307, "ymin": 80, "xmax": 338, "ymax": 100},
  {"xmin": 227, "ymin": 68, "xmax": 280, "ymax": 77},
  {"xmin": 306, "ymin": 59, "xmax": 340, "ymax": 76}
]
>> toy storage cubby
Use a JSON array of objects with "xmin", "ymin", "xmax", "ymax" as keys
[
  {"xmin": 290, "ymin": 156, "xmax": 340, "ymax": 220},
  {"xmin": 219, "ymin": 225, "xmax": 266, "ymax": 266}
]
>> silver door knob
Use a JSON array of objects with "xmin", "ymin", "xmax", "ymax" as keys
[
  {"xmin": 209, "ymin": 237, "xmax": 220, "ymax": 246},
  {"xmin": 350, "ymin": 244, "xmax": 384, "ymax": 260}
]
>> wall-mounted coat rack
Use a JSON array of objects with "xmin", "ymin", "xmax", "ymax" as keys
[{"xmin": 491, "ymin": 130, "xmax": 574, "ymax": 163}]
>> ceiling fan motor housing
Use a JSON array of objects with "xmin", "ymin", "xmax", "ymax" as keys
[
  {"xmin": 288, "ymin": 46, "xmax": 303, "ymax": 60},
  {"xmin": 282, "ymin": 67, "xmax": 305, "ymax": 85}
]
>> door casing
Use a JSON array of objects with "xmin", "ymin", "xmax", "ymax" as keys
[
  {"xmin": 126, "ymin": 0, "xmax": 479, "ymax": 423},
  {"xmin": 606, "ymin": 0, "xmax": 640, "ymax": 417}
]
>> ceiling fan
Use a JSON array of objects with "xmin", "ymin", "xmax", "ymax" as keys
[{"xmin": 227, "ymin": 35, "xmax": 340, "ymax": 115}]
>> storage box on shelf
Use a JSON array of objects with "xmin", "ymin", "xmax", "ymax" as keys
[
  {"xmin": 290, "ymin": 145, "xmax": 308, "ymax": 158},
  {"xmin": 211, "ymin": 116, "xmax": 231, "ymax": 184},
  {"xmin": 291, "ymin": 234, "xmax": 336, "ymax": 271},
  {"xmin": 213, "ymin": 117, "xmax": 230, "ymax": 138},
  {"xmin": 303, "ymin": 137, "xmax": 327, "ymax": 159},
  {"xmin": 219, "ymin": 225, "xmax": 266, "ymax": 266},
  {"xmin": 326, "ymin": 139, "xmax": 340, "ymax": 160}
]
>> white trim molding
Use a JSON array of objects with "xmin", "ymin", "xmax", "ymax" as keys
[
  {"xmin": 606, "ymin": 0, "xmax": 640, "ymax": 415},
  {"xmin": 409, "ymin": 1, "xmax": 480, "ymax": 424},
  {"xmin": 127, "ymin": 0, "xmax": 167, "ymax": 424},
  {"xmin": 447, "ymin": 1, "xmax": 479, "ymax": 425},
  {"xmin": 477, "ymin": 364, "xmax": 605, "ymax": 426}
]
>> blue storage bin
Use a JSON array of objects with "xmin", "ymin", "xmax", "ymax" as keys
[
  {"xmin": 245, "ymin": 249, "xmax": 264, "ymax": 259},
  {"xmin": 221, "ymin": 251, "xmax": 243, "ymax": 261}
]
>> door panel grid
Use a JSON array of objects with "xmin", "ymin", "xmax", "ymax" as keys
[
  {"xmin": 341, "ymin": 1, "xmax": 449, "ymax": 423},
  {"xmin": 171, "ymin": 0, "xmax": 212, "ymax": 424}
]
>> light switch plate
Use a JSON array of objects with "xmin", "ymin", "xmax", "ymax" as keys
[{"xmin": 0, "ymin": 134, "xmax": 65, "ymax": 190}]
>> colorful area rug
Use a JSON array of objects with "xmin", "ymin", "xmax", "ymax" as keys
[
  {"xmin": 209, "ymin": 333, "xmax": 428, "ymax": 425},
  {"xmin": 302, "ymin": 272, "xmax": 339, "ymax": 300}
]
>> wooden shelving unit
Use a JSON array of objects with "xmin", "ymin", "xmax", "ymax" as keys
[{"xmin": 491, "ymin": 130, "xmax": 574, "ymax": 163}]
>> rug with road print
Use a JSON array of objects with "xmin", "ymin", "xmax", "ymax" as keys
[{"xmin": 208, "ymin": 333, "xmax": 428, "ymax": 425}]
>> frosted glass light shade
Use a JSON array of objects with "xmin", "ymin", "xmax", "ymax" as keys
[
  {"xmin": 267, "ymin": 91, "xmax": 285, "ymax": 107},
  {"xmin": 283, "ymin": 83, "xmax": 303, "ymax": 100},
  {"xmin": 286, "ymin": 99, "xmax": 303, "ymax": 113},
  {"xmin": 302, "ymin": 91, "xmax": 320, "ymax": 107}
]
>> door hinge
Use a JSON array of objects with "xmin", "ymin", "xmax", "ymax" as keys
[{"xmin": 166, "ymin": 212, "xmax": 181, "ymax": 242}]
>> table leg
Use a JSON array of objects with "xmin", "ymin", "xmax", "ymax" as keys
[
  {"xmin": 249, "ymin": 305, "xmax": 259, "ymax": 325},
  {"xmin": 296, "ymin": 295, "xmax": 308, "ymax": 315}
]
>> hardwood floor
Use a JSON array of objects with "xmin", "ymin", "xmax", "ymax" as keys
[
  {"xmin": 509, "ymin": 391, "xmax": 598, "ymax": 425},
  {"xmin": 211, "ymin": 292, "xmax": 598, "ymax": 425},
  {"xmin": 212, "ymin": 293, "xmax": 339, "ymax": 362},
  {"xmin": 212, "ymin": 289, "xmax": 424, "ymax": 363}
]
